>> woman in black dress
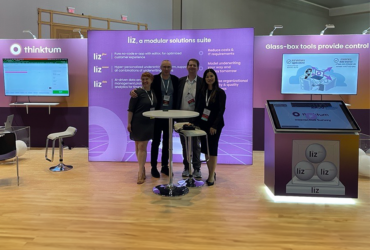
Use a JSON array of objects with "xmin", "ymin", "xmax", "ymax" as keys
[
  {"xmin": 128, "ymin": 72, "xmax": 157, "ymax": 184},
  {"xmin": 196, "ymin": 69, "xmax": 226, "ymax": 186}
]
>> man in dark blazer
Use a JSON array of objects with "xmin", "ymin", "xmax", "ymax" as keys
[
  {"xmin": 130, "ymin": 60, "xmax": 179, "ymax": 178},
  {"xmin": 150, "ymin": 60, "xmax": 179, "ymax": 177},
  {"xmin": 175, "ymin": 59, "xmax": 203, "ymax": 178}
]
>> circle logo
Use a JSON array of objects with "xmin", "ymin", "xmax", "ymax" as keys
[
  {"xmin": 292, "ymin": 112, "xmax": 300, "ymax": 117},
  {"xmin": 10, "ymin": 43, "xmax": 22, "ymax": 56},
  {"xmin": 305, "ymin": 143, "xmax": 326, "ymax": 163},
  {"xmin": 317, "ymin": 162, "xmax": 337, "ymax": 181},
  {"xmin": 294, "ymin": 161, "xmax": 315, "ymax": 181}
]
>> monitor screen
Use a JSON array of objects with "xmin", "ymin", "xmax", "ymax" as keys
[
  {"xmin": 266, "ymin": 100, "xmax": 361, "ymax": 133},
  {"xmin": 3, "ymin": 58, "xmax": 69, "ymax": 96},
  {"xmin": 281, "ymin": 54, "xmax": 359, "ymax": 95}
]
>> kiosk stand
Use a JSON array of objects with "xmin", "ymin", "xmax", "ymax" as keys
[{"xmin": 264, "ymin": 100, "xmax": 360, "ymax": 198}]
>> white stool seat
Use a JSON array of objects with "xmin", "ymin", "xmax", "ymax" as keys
[
  {"xmin": 47, "ymin": 127, "xmax": 77, "ymax": 140},
  {"xmin": 181, "ymin": 129, "xmax": 207, "ymax": 137},
  {"xmin": 174, "ymin": 122, "xmax": 188, "ymax": 132},
  {"xmin": 45, "ymin": 126, "xmax": 77, "ymax": 172},
  {"xmin": 174, "ymin": 122, "xmax": 206, "ymax": 137}
]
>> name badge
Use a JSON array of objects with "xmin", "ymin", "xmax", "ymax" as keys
[
  {"xmin": 201, "ymin": 108, "xmax": 211, "ymax": 121},
  {"xmin": 185, "ymin": 93, "xmax": 195, "ymax": 108},
  {"xmin": 163, "ymin": 95, "xmax": 170, "ymax": 106}
]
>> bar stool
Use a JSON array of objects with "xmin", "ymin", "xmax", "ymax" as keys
[
  {"xmin": 174, "ymin": 123, "xmax": 210, "ymax": 187},
  {"xmin": 45, "ymin": 126, "xmax": 77, "ymax": 172}
]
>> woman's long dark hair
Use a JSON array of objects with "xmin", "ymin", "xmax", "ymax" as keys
[{"xmin": 202, "ymin": 68, "xmax": 219, "ymax": 103}]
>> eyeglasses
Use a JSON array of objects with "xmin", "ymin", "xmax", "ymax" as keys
[{"xmin": 162, "ymin": 66, "xmax": 172, "ymax": 69}]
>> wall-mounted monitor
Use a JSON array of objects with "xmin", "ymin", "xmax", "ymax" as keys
[
  {"xmin": 281, "ymin": 54, "xmax": 359, "ymax": 95},
  {"xmin": 3, "ymin": 58, "xmax": 69, "ymax": 96},
  {"xmin": 266, "ymin": 100, "xmax": 361, "ymax": 133}
]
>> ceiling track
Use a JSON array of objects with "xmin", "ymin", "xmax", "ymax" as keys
[{"xmin": 298, "ymin": 0, "xmax": 330, "ymax": 10}]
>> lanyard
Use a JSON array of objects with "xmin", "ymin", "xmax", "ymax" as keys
[
  {"xmin": 206, "ymin": 90, "xmax": 212, "ymax": 107},
  {"xmin": 161, "ymin": 75, "xmax": 170, "ymax": 95},
  {"xmin": 144, "ymin": 89, "xmax": 154, "ymax": 106}
]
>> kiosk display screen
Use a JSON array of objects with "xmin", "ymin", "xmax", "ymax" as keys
[
  {"xmin": 3, "ymin": 58, "xmax": 69, "ymax": 96},
  {"xmin": 281, "ymin": 53, "xmax": 359, "ymax": 95},
  {"xmin": 266, "ymin": 100, "xmax": 361, "ymax": 132}
]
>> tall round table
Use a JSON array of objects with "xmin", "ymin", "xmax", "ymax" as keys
[{"xmin": 143, "ymin": 110, "xmax": 199, "ymax": 197}]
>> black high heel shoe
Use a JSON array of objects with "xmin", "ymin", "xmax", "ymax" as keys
[{"xmin": 206, "ymin": 173, "xmax": 216, "ymax": 186}]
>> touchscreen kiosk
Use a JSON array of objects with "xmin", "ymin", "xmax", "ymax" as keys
[
  {"xmin": 264, "ymin": 100, "xmax": 359, "ymax": 198},
  {"xmin": 266, "ymin": 100, "xmax": 360, "ymax": 133}
]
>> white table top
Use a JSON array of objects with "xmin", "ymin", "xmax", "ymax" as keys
[{"xmin": 143, "ymin": 110, "xmax": 198, "ymax": 119}]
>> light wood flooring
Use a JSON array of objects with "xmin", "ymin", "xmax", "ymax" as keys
[{"xmin": 0, "ymin": 148, "xmax": 369, "ymax": 250}]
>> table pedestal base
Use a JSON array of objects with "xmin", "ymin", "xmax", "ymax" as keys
[
  {"xmin": 50, "ymin": 163, "xmax": 73, "ymax": 172},
  {"xmin": 153, "ymin": 184, "xmax": 189, "ymax": 196},
  {"xmin": 178, "ymin": 177, "xmax": 204, "ymax": 187}
]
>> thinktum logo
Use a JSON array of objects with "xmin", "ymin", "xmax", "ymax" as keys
[
  {"xmin": 10, "ymin": 44, "xmax": 22, "ymax": 55},
  {"xmin": 10, "ymin": 43, "xmax": 62, "ymax": 56}
]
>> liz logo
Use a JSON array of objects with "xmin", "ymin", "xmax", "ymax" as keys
[
  {"xmin": 296, "ymin": 168, "xmax": 305, "ymax": 175},
  {"xmin": 93, "ymin": 81, "xmax": 102, "ymax": 87},
  {"xmin": 311, "ymin": 187, "xmax": 319, "ymax": 193},
  {"xmin": 308, "ymin": 151, "xmax": 317, "ymax": 158},
  {"xmin": 128, "ymin": 36, "xmax": 136, "ymax": 44},
  {"xmin": 93, "ymin": 66, "xmax": 102, "ymax": 73},
  {"xmin": 93, "ymin": 53, "xmax": 102, "ymax": 60},
  {"xmin": 320, "ymin": 169, "xmax": 329, "ymax": 175}
]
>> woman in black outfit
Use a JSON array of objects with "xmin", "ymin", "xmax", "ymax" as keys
[
  {"xmin": 127, "ymin": 72, "xmax": 157, "ymax": 184},
  {"xmin": 196, "ymin": 69, "xmax": 226, "ymax": 186}
]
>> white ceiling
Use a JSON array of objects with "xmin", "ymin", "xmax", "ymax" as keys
[
  {"xmin": 298, "ymin": 0, "xmax": 370, "ymax": 16},
  {"xmin": 303, "ymin": 0, "xmax": 370, "ymax": 9}
]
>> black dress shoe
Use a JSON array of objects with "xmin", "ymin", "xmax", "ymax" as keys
[
  {"xmin": 161, "ymin": 166, "xmax": 169, "ymax": 176},
  {"xmin": 151, "ymin": 167, "xmax": 160, "ymax": 178}
]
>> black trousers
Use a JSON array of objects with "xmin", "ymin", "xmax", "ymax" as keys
[
  {"xmin": 180, "ymin": 135, "xmax": 201, "ymax": 171},
  {"xmin": 151, "ymin": 119, "xmax": 170, "ymax": 168}
]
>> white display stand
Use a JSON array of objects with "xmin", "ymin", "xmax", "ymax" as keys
[{"xmin": 10, "ymin": 103, "xmax": 59, "ymax": 114}]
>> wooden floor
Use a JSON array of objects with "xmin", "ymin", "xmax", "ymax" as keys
[{"xmin": 0, "ymin": 148, "xmax": 369, "ymax": 250}]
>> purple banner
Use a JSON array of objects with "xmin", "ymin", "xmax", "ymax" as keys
[
  {"xmin": 254, "ymin": 35, "xmax": 370, "ymax": 109},
  {"xmin": 88, "ymin": 28, "xmax": 254, "ymax": 164},
  {"xmin": 0, "ymin": 39, "xmax": 87, "ymax": 107}
]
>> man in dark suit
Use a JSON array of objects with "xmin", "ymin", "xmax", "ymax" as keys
[
  {"xmin": 150, "ymin": 60, "xmax": 179, "ymax": 177},
  {"xmin": 175, "ymin": 59, "xmax": 203, "ymax": 178},
  {"xmin": 130, "ymin": 60, "xmax": 179, "ymax": 177}
]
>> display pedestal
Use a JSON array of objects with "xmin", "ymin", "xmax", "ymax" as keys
[{"xmin": 264, "ymin": 108, "xmax": 359, "ymax": 198}]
